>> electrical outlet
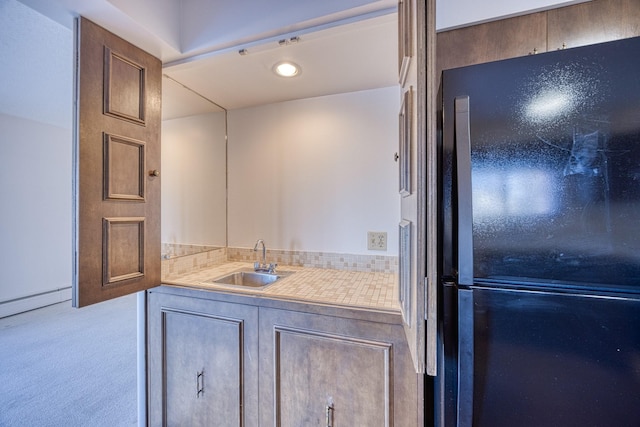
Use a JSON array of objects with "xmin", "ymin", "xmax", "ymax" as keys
[{"xmin": 367, "ymin": 231, "xmax": 387, "ymax": 251}]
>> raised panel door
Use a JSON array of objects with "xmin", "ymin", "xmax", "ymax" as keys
[
  {"xmin": 275, "ymin": 326, "xmax": 390, "ymax": 426},
  {"xmin": 147, "ymin": 290, "xmax": 259, "ymax": 427},
  {"xmin": 74, "ymin": 17, "xmax": 161, "ymax": 307},
  {"xmin": 259, "ymin": 307, "xmax": 420, "ymax": 427}
]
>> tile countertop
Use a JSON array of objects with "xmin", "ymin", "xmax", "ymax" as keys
[{"xmin": 162, "ymin": 262, "xmax": 400, "ymax": 312}]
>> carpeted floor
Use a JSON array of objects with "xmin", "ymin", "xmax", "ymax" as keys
[{"xmin": 0, "ymin": 293, "xmax": 138, "ymax": 426}]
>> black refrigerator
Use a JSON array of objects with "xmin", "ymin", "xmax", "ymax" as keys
[{"xmin": 438, "ymin": 36, "xmax": 640, "ymax": 427}]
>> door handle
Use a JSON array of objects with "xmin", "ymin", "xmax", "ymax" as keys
[
  {"xmin": 457, "ymin": 288, "xmax": 474, "ymax": 426},
  {"xmin": 326, "ymin": 403, "xmax": 334, "ymax": 427},
  {"xmin": 454, "ymin": 96, "xmax": 474, "ymax": 287},
  {"xmin": 196, "ymin": 369, "xmax": 204, "ymax": 398},
  {"xmin": 454, "ymin": 97, "xmax": 475, "ymax": 426}
]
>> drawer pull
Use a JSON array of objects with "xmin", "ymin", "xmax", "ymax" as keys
[
  {"xmin": 326, "ymin": 403, "xmax": 334, "ymax": 427},
  {"xmin": 196, "ymin": 369, "xmax": 204, "ymax": 398}
]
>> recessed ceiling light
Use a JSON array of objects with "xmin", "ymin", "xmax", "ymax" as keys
[{"xmin": 273, "ymin": 61, "xmax": 300, "ymax": 77}]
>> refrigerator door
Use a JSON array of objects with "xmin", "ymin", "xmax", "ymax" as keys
[
  {"xmin": 465, "ymin": 287, "xmax": 640, "ymax": 427},
  {"xmin": 442, "ymin": 36, "xmax": 640, "ymax": 291}
]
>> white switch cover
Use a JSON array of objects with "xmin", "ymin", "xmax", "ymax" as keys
[{"xmin": 368, "ymin": 231, "xmax": 387, "ymax": 251}]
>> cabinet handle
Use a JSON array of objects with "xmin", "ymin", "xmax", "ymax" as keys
[
  {"xmin": 196, "ymin": 370, "xmax": 204, "ymax": 398},
  {"xmin": 326, "ymin": 404, "xmax": 334, "ymax": 427}
]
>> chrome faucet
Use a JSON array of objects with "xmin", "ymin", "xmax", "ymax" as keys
[
  {"xmin": 254, "ymin": 239, "xmax": 266, "ymax": 264},
  {"xmin": 253, "ymin": 239, "xmax": 277, "ymax": 273}
]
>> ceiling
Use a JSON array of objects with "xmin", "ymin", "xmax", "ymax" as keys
[
  {"xmin": 17, "ymin": 0, "xmax": 586, "ymax": 119},
  {"xmin": 20, "ymin": 0, "xmax": 399, "ymax": 119},
  {"xmin": 163, "ymin": 12, "xmax": 398, "ymax": 114}
]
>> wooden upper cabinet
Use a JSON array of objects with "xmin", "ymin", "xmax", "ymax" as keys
[
  {"xmin": 436, "ymin": 0, "xmax": 640, "ymax": 79},
  {"xmin": 73, "ymin": 17, "xmax": 162, "ymax": 307},
  {"xmin": 436, "ymin": 12, "xmax": 547, "ymax": 76},
  {"xmin": 547, "ymin": 0, "xmax": 640, "ymax": 50}
]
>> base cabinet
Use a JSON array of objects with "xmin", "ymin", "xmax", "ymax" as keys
[
  {"xmin": 147, "ymin": 288, "xmax": 420, "ymax": 426},
  {"xmin": 147, "ymin": 291, "xmax": 259, "ymax": 426},
  {"xmin": 259, "ymin": 307, "xmax": 419, "ymax": 427}
]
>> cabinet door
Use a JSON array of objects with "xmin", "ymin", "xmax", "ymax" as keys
[
  {"xmin": 74, "ymin": 17, "xmax": 162, "ymax": 307},
  {"xmin": 436, "ymin": 11, "xmax": 547, "ymax": 76},
  {"xmin": 547, "ymin": 0, "xmax": 640, "ymax": 51},
  {"xmin": 147, "ymin": 291, "xmax": 258, "ymax": 427},
  {"xmin": 259, "ymin": 308, "xmax": 420, "ymax": 427},
  {"xmin": 399, "ymin": 0, "xmax": 428, "ymax": 376}
]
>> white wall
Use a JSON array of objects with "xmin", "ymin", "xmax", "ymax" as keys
[
  {"xmin": 161, "ymin": 112, "xmax": 227, "ymax": 247},
  {"xmin": 2, "ymin": 0, "xmax": 398, "ymax": 315},
  {"xmin": 436, "ymin": 0, "xmax": 591, "ymax": 31},
  {"xmin": 0, "ymin": 0, "xmax": 72, "ymax": 128},
  {"xmin": 0, "ymin": 114, "xmax": 72, "ymax": 306},
  {"xmin": 0, "ymin": 0, "xmax": 73, "ymax": 314},
  {"xmin": 227, "ymin": 87, "xmax": 400, "ymax": 255}
]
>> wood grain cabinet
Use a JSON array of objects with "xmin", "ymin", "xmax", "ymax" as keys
[
  {"xmin": 258, "ymin": 307, "xmax": 419, "ymax": 427},
  {"xmin": 146, "ymin": 287, "xmax": 420, "ymax": 427},
  {"xmin": 547, "ymin": 0, "xmax": 640, "ymax": 50},
  {"xmin": 147, "ymin": 291, "xmax": 259, "ymax": 426},
  {"xmin": 436, "ymin": 12, "xmax": 547, "ymax": 74},
  {"xmin": 436, "ymin": 0, "xmax": 640, "ymax": 78}
]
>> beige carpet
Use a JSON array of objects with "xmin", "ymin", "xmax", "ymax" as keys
[{"xmin": 0, "ymin": 293, "xmax": 137, "ymax": 426}]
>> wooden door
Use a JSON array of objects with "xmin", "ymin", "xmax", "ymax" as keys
[
  {"xmin": 73, "ymin": 17, "xmax": 161, "ymax": 307},
  {"xmin": 276, "ymin": 331, "xmax": 389, "ymax": 426},
  {"xmin": 398, "ymin": 0, "xmax": 429, "ymax": 375},
  {"xmin": 547, "ymin": 0, "xmax": 640, "ymax": 50},
  {"xmin": 259, "ymin": 307, "xmax": 420, "ymax": 426},
  {"xmin": 147, "ymin": 291, "xmax": 259, "ymax": 427},
  {"xmin": 435, "ymin": 11, "xmax": 547, "ymax": 78}
]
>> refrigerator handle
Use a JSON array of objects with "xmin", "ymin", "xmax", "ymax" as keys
[
  {"xmin": 457, "ymin": 288, "xmax": 474, "ymax": 427},
  {"xmin": 454, "ymin": 96, "xmax": 473, "ymax": 287}
]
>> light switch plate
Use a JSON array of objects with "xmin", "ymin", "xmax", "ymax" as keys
[{"xmin": 367, "ymin": 231, "xmax": 387, "ymax": 251}]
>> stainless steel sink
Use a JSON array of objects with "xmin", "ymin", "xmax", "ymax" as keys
[{"xmin": 207, "ymin": 270, "xmax": 293, "ymax": 288}]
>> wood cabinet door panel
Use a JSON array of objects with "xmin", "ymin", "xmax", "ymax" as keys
[
  {"xmin": 259, "ymin": 307, "xmax": 420, "ymax": 427},
  {"xmin": 547, "ymin": 0, "xmax": 640, "ymax": 50},
  {"xmin": 436, "ymin": 12, "xmax": 547, "ymax": 76},
  {"xmin": 275, "ymin": 326, "xmax": 390, "ymax": 426},
  {"xmin": 163, "ymin": 311, "xmax": 240, "ymax": 426},
  {"xmin": 147, "ymin": 291, "xmax": 259, "ymax": 427},
  {"xmin": 74, "ymin": 17, "xmax": 161, "ymax": 307},
  {"xmin": 399, "ymin": 0, "xmax": 429, "ymax": 376}
]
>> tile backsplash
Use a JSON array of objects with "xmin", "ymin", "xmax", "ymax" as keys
[
  {"xmin": 162, "ymin": 246, "xmax": 227, "ymax": 280},
  {"xmin": 227, "ymin": 247, "xmax": 398, "ymax": 273},
  {"xmin": 161, "ymin": 243, "xmax": 222, "ymax": 259},
  {"xmin": 162, "ymin": 244, "xmax": 398, "ymax": 281}
]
